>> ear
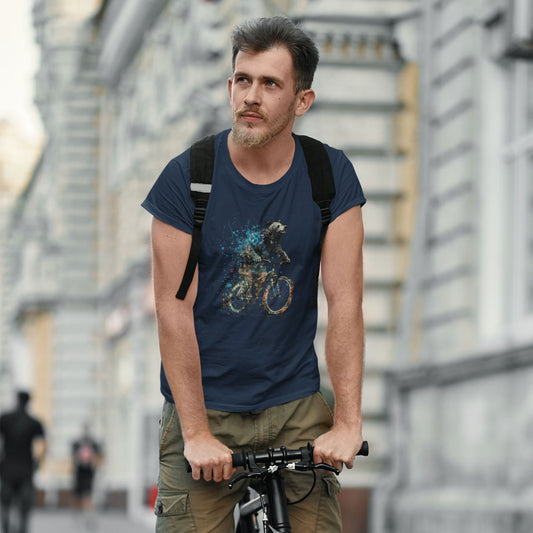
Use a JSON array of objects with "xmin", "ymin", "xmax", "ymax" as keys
[
  {"xmin": 294, "ymin": 89, "xmax": 315, "ymax": 117},
  {"xmin": 228, "ymin": 77, "xmax": 233, "ymax": 100}
]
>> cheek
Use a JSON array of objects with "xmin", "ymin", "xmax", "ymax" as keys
[{"xmin": 229, "ymin": 94, "xmax": 239, "ymax": 111}]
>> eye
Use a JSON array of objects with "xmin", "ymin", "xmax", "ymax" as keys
[
  {"xmin": 236, "ymin": 76, "xmax": 249, "ymax": 84},
  {"xmin": 265, "ymin": 80, "xmax": 277, "ymax": 87}
]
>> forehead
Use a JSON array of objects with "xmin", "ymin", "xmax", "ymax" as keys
[{"xmin": 233, "ymin": 46, "xmax": 295, "ymax": 81}]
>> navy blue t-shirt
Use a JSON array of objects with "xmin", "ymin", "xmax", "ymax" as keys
[{"xmin": 142, "ymin": 130, "xmax": 365, "ymax": 412}]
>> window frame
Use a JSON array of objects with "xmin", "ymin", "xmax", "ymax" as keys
[{"xmin": 504, "ymin": 61, "xmax": 533, "ymax": 342}]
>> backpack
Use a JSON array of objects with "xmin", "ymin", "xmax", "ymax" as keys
[{"xmin": 176, "ymin": 134, "xmax": 336, "ymax": 305}]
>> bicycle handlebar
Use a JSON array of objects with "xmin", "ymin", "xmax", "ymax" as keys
[{"xmin": 185, "ymin": 441, "xmax": 368, "ymax": 473}]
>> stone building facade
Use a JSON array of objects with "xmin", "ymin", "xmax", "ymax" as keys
[
  {"xmin": 0, "ymin": 120, "xmax": 42, "ymax": 408},
  {"xmin": 379, "ymin": 1, "xmax": 533, "ymax": 532},
  {"xmin": 1, "ymin": 0, "xmax": 421, "ymax": 528}
]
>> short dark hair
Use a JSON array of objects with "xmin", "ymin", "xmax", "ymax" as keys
[
  {"xmin": 17, "ymin": 391, "xmax": 30, "ymax": 408},
  {"xmin": 231, "ymin": 16, "xmax": 319, "ymax": 93}
]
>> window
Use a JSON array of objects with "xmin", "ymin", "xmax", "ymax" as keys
[
  {"xmin": 478, "ymin": 5, "xmax": 533, "ymax": 348},
  {"xmin": 505, "ymin": 62, "xmax": 533, "ymax": 338},
  {"xmin": 525, "ymin": 152, "xmax": 533, "ymax": 315}
]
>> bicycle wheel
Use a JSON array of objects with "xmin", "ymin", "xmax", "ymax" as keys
[
  {"xmin": 228, "ymin": 282, "xmax": 251, "ymax": 313},
  {"xmin": 262, "ymin": 276, "xmax": 293, "ymax": 315}
]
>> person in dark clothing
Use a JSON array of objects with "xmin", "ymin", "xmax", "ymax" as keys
[
  {"xmin": 71, "ymin": 424, "xmax": 103, "ymax": 516},
  {"xmin": 0, "ymin": 391, "xmax": 46, "ymax": 533}
]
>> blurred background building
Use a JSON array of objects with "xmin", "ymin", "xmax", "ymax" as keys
[
  {"xmin": 0, "ymin": 0, "xmax": 531, "ymax": 532},
  {"xmin": 381, "ymin": 1, "xmax": 533, "ymax": 532}
]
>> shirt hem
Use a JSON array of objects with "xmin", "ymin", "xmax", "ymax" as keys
[
  {"xmin": 330, "ymin": 196, "xmax": 366, "ymax": 224},
  {"xmin": 141, "ymin": 199, "xmax": 193, "ymax": 235},
  {"xmin": 203, "ymin": 385, "xmax": 320, "ymax": 413}
]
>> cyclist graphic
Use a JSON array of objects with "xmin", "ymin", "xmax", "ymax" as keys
[{"xmin": 225, "ymin": 221, "xmax": 294, "ymax": 315}]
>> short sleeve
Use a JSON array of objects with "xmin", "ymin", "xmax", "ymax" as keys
[
  {"xmin": 326, "ymin": 147, "xmax": 366, "ymax": 222},
  {"xmin": 141, "ymin": 155, "xmax": 195, "ymax": 234},
  {"xmin": 35, "ymin": 420, "xmax": 45, "ymax": 438}
]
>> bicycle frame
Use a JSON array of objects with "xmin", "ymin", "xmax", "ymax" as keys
[{"xmin": 234, "ymin": 469, "xmax": 292, "ymax": 533}]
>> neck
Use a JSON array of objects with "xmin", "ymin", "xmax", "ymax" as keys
[{"xmin": 228, "ymin": 129, "xmax": 296, "ymax": 185}]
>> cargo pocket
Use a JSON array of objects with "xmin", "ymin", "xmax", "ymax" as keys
[
  {"xmin": 155, "ymin": 491, "xmax": 196, "ymax": 533},
  {"xmin": 322, "ymin": 474, "xmax": 341, "ymax": 498},
  {"xmin": 318, "ymin": 475, "xmax": 342, "ymax": 532}
]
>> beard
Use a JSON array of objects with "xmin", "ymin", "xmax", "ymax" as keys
[{"xmin": 231, "ymin": 99, "xmax": 297, "ymax": 148}]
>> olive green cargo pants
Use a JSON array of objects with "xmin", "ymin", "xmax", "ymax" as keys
[{"xmin": 155, "ymin": 392, "xmax": 342, "ymax": 532}]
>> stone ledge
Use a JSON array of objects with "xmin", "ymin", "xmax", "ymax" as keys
[
  {"xmin": 391, "ymin": 486, "xmax": 533, "ymax": 513},
  {"xmin": 388, "ymin": 343, "xmax": 533, "ymax": 390}
]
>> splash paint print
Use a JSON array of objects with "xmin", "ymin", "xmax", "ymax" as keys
[{"xmin": 220, "ymin": 221, "xmax": 294, "ymax": 315}]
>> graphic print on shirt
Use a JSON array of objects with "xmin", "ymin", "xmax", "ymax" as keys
[{"xmin": 221, "ymin": 220, "xmax": 294, "ymax": 315}]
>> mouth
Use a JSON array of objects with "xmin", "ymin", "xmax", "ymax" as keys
[{"xmin": 238, "ymin": 111, "xmax": 264, "ymax": 123}]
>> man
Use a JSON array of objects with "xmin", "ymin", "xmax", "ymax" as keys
[
  {"xmin": 71, "ymin": 424, "xmax": 103, "ymax": 519},
  {"xmin": 142, "ymin": 16, "xmax": 366, "ymax": 532},
  {"xmin": 0, "ymin": 391, "xmax": 46, "ymax": 533}
]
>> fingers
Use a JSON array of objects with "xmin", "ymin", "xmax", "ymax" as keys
[
  {"xmin": 191, "ymin": 464, "xmax": 203, "ymax": 482},
  {"xmin": 212, "ymin": 459, "xmax": 235, "ymax": 482},
  {"xmin": 222, "ymin": 461, "xmax": 236, "ymax": 481},
  {"xmin": 313, "ymin": 433, "xmax": 362, "ymax": 472},
  {"xmin": 188, "ymin": 454, "xmax": 235, "ymax": 483},
  {"xmin": 313, "ymin": 449, "xmax": 344, "ymax": 472}
]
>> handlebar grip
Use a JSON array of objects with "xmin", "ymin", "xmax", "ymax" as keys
[
  {"xmin": 357, "ymin": 441, "xmax": 369, "ymax": 456},
  {"xmin": 231, "ymin": 451, "xmax": 246, "ymax": 468}
]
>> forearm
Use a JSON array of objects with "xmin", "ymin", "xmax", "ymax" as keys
[
  {"xmin": 157, "ymin": 301, "xmax": 235, "ymax": 482},
  {"xmin": 151, "ymin": 218, "xmax": 234, "ymax": 482},
  {"xmin": 33, "ymin": 438, "xmax": 47, "ymax": 463},
  {"xmin": 157, "ymin": 304, "xmax": 210, "ymax": 441},
  {"xmin": 325, "ymin": 300, "xmax": 364, "ymax": 434}
]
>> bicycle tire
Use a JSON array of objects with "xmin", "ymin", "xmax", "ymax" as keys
[
  {"xmin": 228, "ymin": 282, "xmax": 251, "ymax": 313},
  {"xmin": 262, "ymin": 276, "xmax": 293, "ymax": 315}
]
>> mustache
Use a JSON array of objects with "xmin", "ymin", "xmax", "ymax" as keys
[{"xmin": 236, "ymin": 106, "xmax": 265, "ymax": 118}]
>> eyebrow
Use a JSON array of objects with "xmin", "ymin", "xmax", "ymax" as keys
[{"xmin": 233, "ymin": 71, "xmax": 284, "ymax": 86}]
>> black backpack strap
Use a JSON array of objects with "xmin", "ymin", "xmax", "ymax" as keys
[
  {"xmin": 176, "ymin": 135, "xmax": 216, "ymax": 300},
  {"xmin": 297, "ymin": 135, "xmax": 336, "ymax": 306}
]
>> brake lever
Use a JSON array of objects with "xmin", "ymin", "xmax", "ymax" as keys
[
  {"xmin": 312, "ymin": 463, "xmax": 340, "ymax": 475},
  {"xmin": 228, "ymin": 470, "xmax": 265, "ymax": 489}
]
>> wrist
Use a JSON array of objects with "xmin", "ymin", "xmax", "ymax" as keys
[
  {"xmin": 182, "ymin": 424, "xmax": 213, "ymax": 443},
  {"xmin": 332, "ymin": 414, "xmax": 362, "ymax": 434}
]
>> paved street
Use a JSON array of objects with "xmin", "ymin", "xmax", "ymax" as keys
[{"xmin": 28, "ymin": 509, "xmax": 155, "ymax": 533}]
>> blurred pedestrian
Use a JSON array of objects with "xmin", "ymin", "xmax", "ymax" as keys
[
  {"xmin": 0, "ymin": 390, "xmax": 46, "ymax": 533},
  {"xmin": 70, "ymin": 424, "xmax": 103, "ymax": 525}
]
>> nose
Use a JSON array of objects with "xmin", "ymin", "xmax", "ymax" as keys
[{"xmin": 244, "ymin": 82, "xmax": 261, "ymax": 107}]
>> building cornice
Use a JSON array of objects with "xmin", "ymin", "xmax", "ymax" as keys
[
  {"xmin": 295, "ymin": 0, "xmax": 420, "ymax": 25},
  {"xmin": 388, "ymin": 343, "xmax": 533, "ymax": 391}
]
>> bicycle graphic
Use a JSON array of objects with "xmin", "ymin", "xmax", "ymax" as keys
[{"xmin": 227, "ymin": 260, "xmax": 294, "ymax": 315}]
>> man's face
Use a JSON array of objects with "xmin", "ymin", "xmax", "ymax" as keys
[{"xmin": 228, "ymin": 46, "xmax": 300, "ymax": 148}]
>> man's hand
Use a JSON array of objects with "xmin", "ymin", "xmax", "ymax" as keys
[
  {"xmin": 313, "ymin": 426, "xmax": 363, "ymax": 473},
  {"xmin": 184, "ymin": 434, "xmax": 236, "ymax": 482}
]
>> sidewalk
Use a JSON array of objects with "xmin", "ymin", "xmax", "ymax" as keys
[{"xmin": 30, "ymin": 508, "xmax": 155, "ymax": 533}]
